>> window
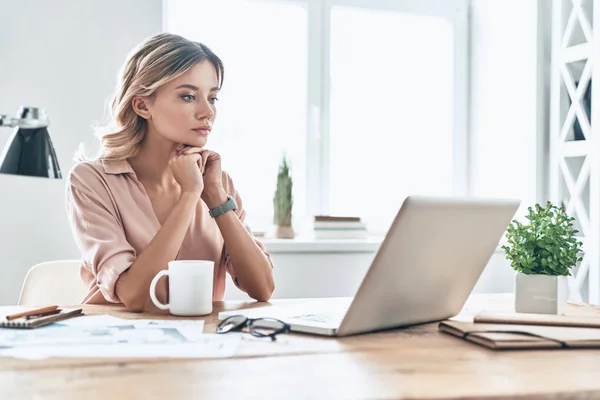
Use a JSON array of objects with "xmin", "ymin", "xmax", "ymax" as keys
[
  {"xmin": 469, "ymin": 1, "xmax": 540, "ymax": 222},
  {"xmin": 328, "ymin": 6, "xmax": 455, "ymax": 232},
  {"xmin": 166, "ymin": 0, "xmax": 469, "ymax": 235},
  {"xmin": 165, "ymin": 0, "xmax": 308, "ymax": 230}
]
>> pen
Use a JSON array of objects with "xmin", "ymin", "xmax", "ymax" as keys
[
  {"xmin": 24, "ymin": 309, "xmax": 62, "ymax": 320},
  {"xmin": 5, "ymin": 305, "xmax": 59, "ymax": 321}
]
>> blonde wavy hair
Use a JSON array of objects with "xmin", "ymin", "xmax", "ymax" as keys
[{"xmin": 77, "ymin": 33, "xmax": 224, "ymax": 161}]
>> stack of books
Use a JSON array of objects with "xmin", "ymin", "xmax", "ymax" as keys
[{"xmin": 313, "ymin": 215, "xmax": 367, "ymax": 239}]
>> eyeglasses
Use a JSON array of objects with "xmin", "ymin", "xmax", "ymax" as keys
[{"xmin": 216, "ymin": 315, "xmax": 290, "ymax": 341}]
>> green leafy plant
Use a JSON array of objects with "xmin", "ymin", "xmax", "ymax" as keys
[
  {"xmin": 273, "ymin": 154, "xmax": 293, "ymax": 227},
  {"xmin": 501, "ymin": 201, "xmax": 583, "ymax": 276}
]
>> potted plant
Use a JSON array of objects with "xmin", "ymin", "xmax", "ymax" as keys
[
  {"xmin": 272, "ymin": 154, "xmax": 294, "ymax": 239},
  {"xmin": 502, "ymin": 201, "xmax": 583, "ymax": 314}
]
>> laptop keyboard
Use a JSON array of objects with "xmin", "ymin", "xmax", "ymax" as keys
[{"xmin": 289, "ymin": 311, "xmax": 345, "ymax": 325}]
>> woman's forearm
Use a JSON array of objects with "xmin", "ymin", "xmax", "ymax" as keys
[
  {"xmin": 205, "ymin": 189, "xmax": 275, "ymax": 302},
  {"xmin": 115, "ymin": 191, "xmax": 200, "ymax": 311}
]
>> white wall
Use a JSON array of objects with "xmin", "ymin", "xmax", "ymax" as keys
[
  {"xmin": 224, "ymin": 251, "xmax": 376, "ymax": 301},
  {"xmin": 0, "ymin": 0, "xmax": 162, "ymax": 305},
  {"xmin": 222, "ymin": 249, "xmax": 522, "ymax": 301}
]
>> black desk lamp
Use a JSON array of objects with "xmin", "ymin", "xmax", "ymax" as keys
[{"xmin": 0, "ymin": 106, "xmax": 61, "ymax": 178}]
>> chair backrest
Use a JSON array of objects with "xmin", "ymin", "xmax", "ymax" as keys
[{"xmin": 18, "ymin": 260, "xmax": 87, "ymax": 306}]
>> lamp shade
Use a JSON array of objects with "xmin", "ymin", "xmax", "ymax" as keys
[
  {"xmin": 0, "ymin": 127, "xmax": 62, "ymax": 178},
  {"xmin": 0, "ymin": 107, "xmax": 61, "ymax": 179}
]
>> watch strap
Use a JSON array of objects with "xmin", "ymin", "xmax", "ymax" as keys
[{"xmin": 209, "ymin": 195, "xmax": 238, "ymax": 218}]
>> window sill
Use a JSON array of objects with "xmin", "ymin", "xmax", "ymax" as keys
[
  {"xmin": 258, "ymin": 235, "xmax": 508, "ymax": 255},
  {"xmin": 258, "ymin": 236, "xmax": 385, "ymax": 253}
]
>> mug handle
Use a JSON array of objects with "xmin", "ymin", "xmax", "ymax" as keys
[{"xmin": 149, "ymin": 270, "xmax": 170, "ymax": 310}]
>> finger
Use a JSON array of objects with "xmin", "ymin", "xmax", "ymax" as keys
[
  {"xmin": 200, "ymin": 151, "xmax": 210, "ymax": 174},
  {"xmin": 177, "ymin": 153, "xmax": 201, "ymax": 164},
  {"xmin": 195, "ymin": 156, "xmax": 204, "ymax": 175},
  {"xmin": 183, "ymin": 153, "xmax": 204, "ymax": 175},
  {"xmin": 183, "ymin": 146, "xmax": 204, "ymax": 155},
  {"xmin": 201, "ymin": 150, "xmax": 221, "ymax": 165}
]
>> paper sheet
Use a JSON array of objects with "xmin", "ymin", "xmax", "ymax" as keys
[
  {"xmin": 0, "ymin": 314, "xmax": 236, "ymax": 360},
  {"xmin": 0, "ymin": 334, "xmax": 240, "ymax": 360},
  {"xmin": 129, "ymin": 319, "xmax": 206, "ymax": 330},
  {"xmin": 56, "ymin": 315, "xmax": 206, "ymax": 331},
  {"xmin": 55, "ymin": 315, "xmax": 140, "ymax": 327}
]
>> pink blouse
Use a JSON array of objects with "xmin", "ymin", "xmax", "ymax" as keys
[{"xmin": 65, "ymin": 158, "xmax": 273, "ymax": 305}]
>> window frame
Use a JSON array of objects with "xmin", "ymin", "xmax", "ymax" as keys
[{"xmin": 307, "ymin": 0, "xmax": 470, "ymax": 229}]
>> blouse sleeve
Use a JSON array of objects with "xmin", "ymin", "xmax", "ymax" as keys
[{"xmin": 65, "ymin": 162, "xmax": 136, "ymax": 303}]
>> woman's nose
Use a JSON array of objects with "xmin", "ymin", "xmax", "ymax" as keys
[{"xmin": 195, "ymin": 99, "xmax": 214, "ymax": 120}]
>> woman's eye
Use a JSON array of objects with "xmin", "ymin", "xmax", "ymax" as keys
[
  {"xmin": 209, "ymin": 97, "xmax": 219, "ymax": 104},
  {"xmin": 181, "ymin": 94, "xmax": 195, "ymax": 102}
]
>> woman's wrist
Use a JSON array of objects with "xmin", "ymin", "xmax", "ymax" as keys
[
  {"xmin": 203, "ymin": 186, "xmax": 228, "ymax": 209},
  {"xmin": 179, "ymin": 190, "xmax": 202, "ymax": 204}
]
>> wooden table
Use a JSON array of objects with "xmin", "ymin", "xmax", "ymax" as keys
[{"xmin": 1, "ymin": 294, "xmax": 600, "ymax": 400}]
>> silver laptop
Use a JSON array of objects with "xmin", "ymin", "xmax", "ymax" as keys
[{"xmin": 218, "ymin": 195, "xmax": 520, "ymax": 337}]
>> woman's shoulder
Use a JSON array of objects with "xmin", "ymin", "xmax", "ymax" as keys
[
  {"xmin": 67, "ymin": 160, "xmax": 105, "ymax": 183},
  {"xmin": 65, "ymin": 160, "xmax": 115, "ymax": 197}
]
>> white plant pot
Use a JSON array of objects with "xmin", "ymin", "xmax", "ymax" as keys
[
  {"xmin": 273, "ymin": 225, "xmax": 295, "ymax": 239},
  {"xmin": 515, "ymin": 273, "xmax": 568, "ymax": 315}
]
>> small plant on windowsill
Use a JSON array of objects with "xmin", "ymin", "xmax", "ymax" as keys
[
  {"xmin": 272, "ymin": 154, "xmax": 294, "ymax": 239},
  {"xmin": 501, "ymin": 201, "xmax": 583, "ymax": 314}
]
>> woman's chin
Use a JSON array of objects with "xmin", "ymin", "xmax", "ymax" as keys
[{"xmin": 182, "ymin": 136, "xmax": 208, "ymax": 148}]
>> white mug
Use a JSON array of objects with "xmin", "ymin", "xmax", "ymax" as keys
[{"xmin": 149, "ymin": 260, "xmax": 214, "ymax": 316}]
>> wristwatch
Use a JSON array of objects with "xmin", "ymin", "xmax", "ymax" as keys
[{"xmin": 209, "ymin": 195, "xmax": 238, "ymax": 218}]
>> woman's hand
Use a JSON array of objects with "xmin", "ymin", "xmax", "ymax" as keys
[
  {"xmin": 179, "ymin": 146, "xmax": 227, "ymax": 208},
  {"xmin": 169, "ymin": 150, "xmax": 203, "ymax": 196}
]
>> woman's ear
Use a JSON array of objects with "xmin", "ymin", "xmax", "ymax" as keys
[{"xmin": 132, "ymin": 96, "xmax": 152, "ymax": 120}]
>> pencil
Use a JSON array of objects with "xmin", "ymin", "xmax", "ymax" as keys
[{"xmin": 5, "ymin": 305, "xmax": 59, "ymax": 321}]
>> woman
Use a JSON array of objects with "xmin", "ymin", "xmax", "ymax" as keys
[{"xmin": 66, "ymin": 33, "xmax": 274, "ymax": 312}]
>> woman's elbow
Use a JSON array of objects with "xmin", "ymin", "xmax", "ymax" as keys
[
  {"xmin": 115, "ymin": 282, "xmax": 148, "ymax": 312},
  {"xmin": 128, "ymin": 300, "xmax": 147, "ymax": 313},
  {"xmin": 120, "ymin": 295, "xmax": 147, "ymax": 313},
  {"xmin": 251, "ymin": 280, "xmax": 275, "ymax": 302},
  {"xmin": 252, "ymin": 291, "xmax": 272, "ymax": 303}
]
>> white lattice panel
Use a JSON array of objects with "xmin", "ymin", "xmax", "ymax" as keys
[{"xmin": 550, "ymin": 0, "xmax": 599, "ymax": 304}]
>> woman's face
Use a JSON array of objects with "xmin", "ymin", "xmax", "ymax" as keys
[{"xmin": 145, "ymin": 60, "xmax": 219, "ymax": 148}]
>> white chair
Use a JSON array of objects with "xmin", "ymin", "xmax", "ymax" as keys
[{"xmin": 18, "ymin": 260, "xmax": 88, "ymax": 305}]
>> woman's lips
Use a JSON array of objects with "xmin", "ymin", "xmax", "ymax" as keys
[{"xmin": 192, "ymin": 128, "xmax": 211, "ymax": 136}]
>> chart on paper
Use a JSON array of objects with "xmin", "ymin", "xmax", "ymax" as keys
[{"xmin": 0, "ymin": 315, "xmax": 239, "ymax": 360}]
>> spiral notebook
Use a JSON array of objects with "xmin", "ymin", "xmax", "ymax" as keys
[{"xmin": 0, "ymin": 308, "xmax": 83, "ymax": 329}]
